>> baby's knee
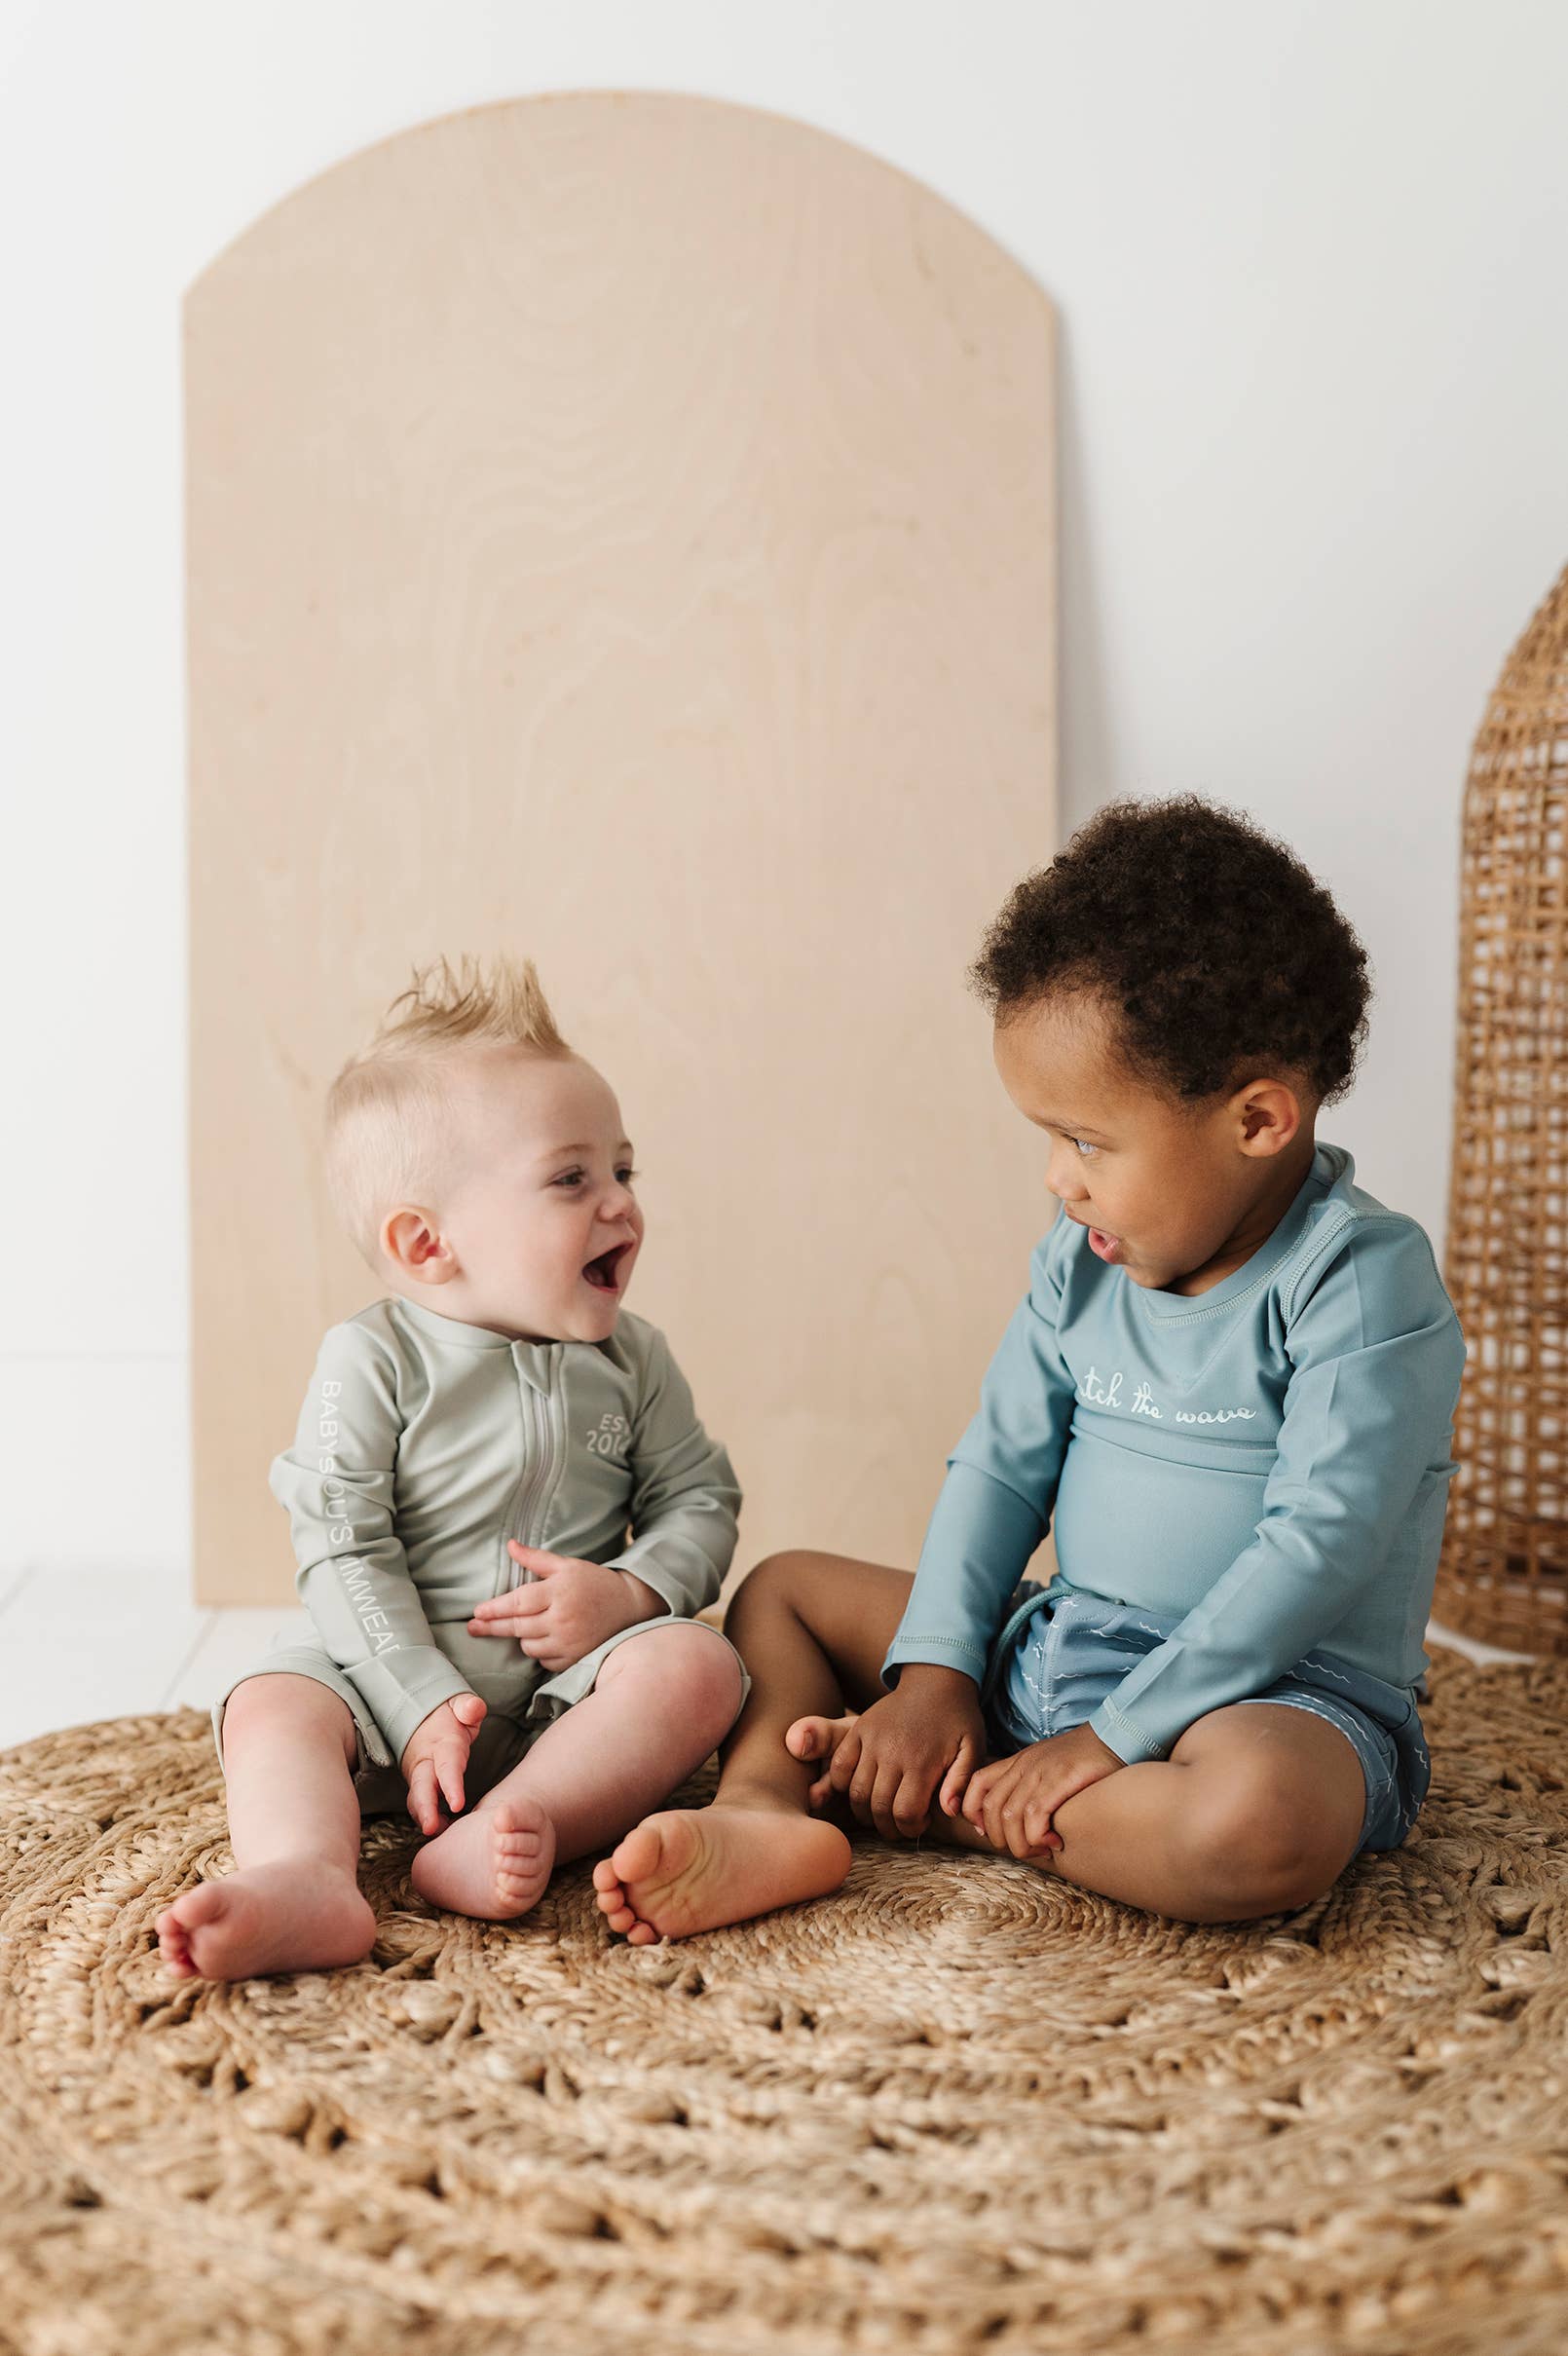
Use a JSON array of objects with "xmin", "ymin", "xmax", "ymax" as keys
[
  {"xmin": 616, "ymin": 1624, "xmax": 745, "ymax": 1731},
  {"xmin": 221, "ymin": 1672, "xmax": 358, "ymax": 1772}
]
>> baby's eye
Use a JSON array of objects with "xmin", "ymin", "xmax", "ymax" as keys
[
  {"xmin": 1071, "ymin": 1139, "xmax": 1099, "ymax": 1159},
  {"xmin": 552, "ymin": 1166, "xmax": 640, "ymax": 1188}
]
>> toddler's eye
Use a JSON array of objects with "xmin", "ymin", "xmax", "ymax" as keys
[
  {"xmin": 552, "ymin": 1171, "xmax": 584, "ymax": 1188},
  {"xmin": 1071, "ymin": 1139, "xmax": 1098, "ymax": 1159},
  {"xmin": 616, "ymin": 1166, "xmax": 640, "ymax": 1184}
]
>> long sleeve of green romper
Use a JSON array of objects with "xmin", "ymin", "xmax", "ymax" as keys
[
  {"xmin": 270, "ymin": 1319, "xmax": 474, "ymax": 1762},
  {"xmin": 880, "ymin": 1141, "xmax": 1468, "ymax": 1764}
]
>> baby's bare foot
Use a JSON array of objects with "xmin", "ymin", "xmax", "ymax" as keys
[
  {"xmin": 785, "ymin": 1709, "xmax": 860, "ymax": 1810},
  {"xmin": 410, "ymin": 1792, "xmax": 555, "ymax": 1920},
  {"xmin": 592, "ymin": 1801, "xmax": 850, "ymax": 1943},
  {"xmin": 156, "ymin": 1859, "xmax": 375, "ymax": 1981}
]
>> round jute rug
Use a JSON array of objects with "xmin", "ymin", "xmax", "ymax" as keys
[{"xmin": 2, "ymin": 1643, "xmax": 1566, "ymax": 2356}]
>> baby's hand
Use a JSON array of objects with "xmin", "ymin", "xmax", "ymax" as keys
[
  {"xmin": 467, "ymin": 1544, "xmax": 665, "ymax": 1674},
  {"xmin": 399, "ymin": 1692, "xmax": 488, "ymax": 1837},
  {"xmin": 960, "ymin": 1722, "xmax": 1123, "ymax": 1857}
]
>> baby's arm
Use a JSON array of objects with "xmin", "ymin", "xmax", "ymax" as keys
[
  {"xmin": 598, "ymin": 1327, "xmax": 742, "ymax": 1620},
  {"xmin": 270, "ymin": 1320, "xmax": 481, "ymax": 1774},
  {"xmin": 474, "ymin": 1330, "xmax": 739, "ymax": 1669},
  {"xmin": 398, "ymin": 1695, "xmax": 489, "ymax": 1834},
  {"xmin": 469, "ymin": 1542, "xmax": 669, "ymax": 1671}
]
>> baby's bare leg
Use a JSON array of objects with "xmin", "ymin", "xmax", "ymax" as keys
[
  {"xmin": 410, "ymin": 1623, "xmax": 745, "ymax": 1921},
  {"xmin": 157, "ymin": 1673, "xmax": 375, "ymax": 1980}
]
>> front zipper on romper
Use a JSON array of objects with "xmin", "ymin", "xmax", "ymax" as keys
[{"xmin": 503, "ymin": 1350, "xmax": 566, "ymax": 1591}]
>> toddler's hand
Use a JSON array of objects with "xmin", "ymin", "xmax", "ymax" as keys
[
  {"xmin": 960, "ymin": 1721, "xmax": 1123, "ymax": 1858},
  {"xmin": 399, "ymin": 1691, "xmax": 488, "ymax": 1837},
  {"xmin": 816, "ymin": 1667, "xmax": 991, "ymax": 1842},
  {"xmin": 466, "ymin": 1544, "xmax": 664, "ymax": 1674}
]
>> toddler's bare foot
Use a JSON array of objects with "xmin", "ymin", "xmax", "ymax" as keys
[
  {"xmin": 592, "ymin": 1798, "xmax": 850, "ymax": 1943},
  {"xmin": 156, "ymin": 1859, "xmax": 375, "ymax": 1981},
  {"xmin": 410, "ymin": 1792, "xmax": 556, "ymax": 1920},
  {"xmin": 784, "ymin": 1709, "xmax": 862, "ymax": 1812}
]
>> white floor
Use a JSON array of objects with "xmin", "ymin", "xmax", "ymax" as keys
[{"xmin": 0, "ymin": 1562, "xmax": 1545, "ymax": 1752}]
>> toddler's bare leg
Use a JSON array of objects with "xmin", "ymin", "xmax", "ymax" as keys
[
  {"xmin": 804, "ymin": 1698, "xmax": 1368, "ymax": 1923},
  {"xmin": 597, "ymin": 1552, "xmax": 1369, "ymax": 1934},
  {"xmin": 593, "ymin": 1550, "xmax": 910, "ymax": 1942},
  {"xmin": 157, "ymin": 1673, "xmax": 376, "ymax": 1981},
  {"xmin": 410, "ymin": 1623, "xmax": 746, "ymax": 1922}
]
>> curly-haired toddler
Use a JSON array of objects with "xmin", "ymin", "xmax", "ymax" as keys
[{"xmin": 592, "ymin": 796, "xmax": 1467, "ymax": 1941}]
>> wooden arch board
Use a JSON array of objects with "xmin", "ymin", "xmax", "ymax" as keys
[{"xmin": 185, "ymin": 93, "xmax": 1057, "ymax": 1606}]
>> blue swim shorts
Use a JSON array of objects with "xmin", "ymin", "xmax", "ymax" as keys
[{"xmin": 979, "ymin": 1581, "xmax": 1431, "ymax": 1858}]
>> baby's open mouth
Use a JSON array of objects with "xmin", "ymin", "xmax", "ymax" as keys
[{"xmin": 582, "ymin": 1243, "xmax": 633, "ymax": 1293}]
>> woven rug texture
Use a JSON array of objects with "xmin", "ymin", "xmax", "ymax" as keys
[{"xmin": 1, "ymin": 1641, "xmax": 1566, "ymax": 2356}]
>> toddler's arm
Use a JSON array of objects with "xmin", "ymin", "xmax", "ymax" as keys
[
  {"xmin": 271, "ymin": 1319, "xmax": 479, "ymax": 1767},
  {"xmin": 1081, "ymin": 1220, "xmax": 1468, "ymax": 1768},
  {"xmin": 813, "ymin": 1663, "xmax": 992, "ymax": 1841},
  {"xmin": 882, "ymin": 1219, "xmax": 1076, "ymax": 1694}
]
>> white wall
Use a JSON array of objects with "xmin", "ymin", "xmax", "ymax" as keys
[{"xmin": 3, "ymin": 0, "xmax": 1565, "ymax": 1573}]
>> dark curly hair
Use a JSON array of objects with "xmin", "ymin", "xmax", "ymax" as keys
[{"xmin": 968, "ymin": 794, "xmax": 1371, "ymax": 1111}]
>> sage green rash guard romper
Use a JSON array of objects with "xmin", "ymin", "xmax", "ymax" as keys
[{"xmin": 211, "ymin": 1294, "xmax": 749, "ymax": 1813}]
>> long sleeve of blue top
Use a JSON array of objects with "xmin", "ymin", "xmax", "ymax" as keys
[
  {"xmin": 880, "ymin": 1141, "xmax": 1467, "ymax": 1766},
  {"xmin": 878, "ymin": 1237, "xmax": 1073, "ymax": 1690}
]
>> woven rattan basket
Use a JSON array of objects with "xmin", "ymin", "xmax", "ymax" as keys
[{"xmin": 1434, "ymin": 561, "xmax": 1568, "ymax": 1656}]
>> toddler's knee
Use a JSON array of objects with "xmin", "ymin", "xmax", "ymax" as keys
[
  {"xmin": 1182, "ymin": 1784, "xmax": 1326, "ymax": 1920},
  {"xmin": 730, "ymin": 1550, "xmax": 827, "ymax": 1619},
  {"xmin": 740, "ymin": 1549, "xmax": 811, "ymax": 1590}
]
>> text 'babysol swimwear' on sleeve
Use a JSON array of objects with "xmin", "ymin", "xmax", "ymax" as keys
[{"xmin": 269, "ymin": 1319, "xmax": 477, "ymax": 1765}]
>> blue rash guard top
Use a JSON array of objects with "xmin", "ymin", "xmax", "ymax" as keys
[{"xmin": 880, "ymin": 1141, "xmax": 1468, "ymax": 1765}]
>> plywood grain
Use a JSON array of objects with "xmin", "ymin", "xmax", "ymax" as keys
[{"xmin": 186, "ymin": 93, "xmax": 1057, "ymax": 1605}]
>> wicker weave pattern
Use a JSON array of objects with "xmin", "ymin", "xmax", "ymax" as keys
[
  {"xmin": 3, "ymin": 1664, "xmax": 1567, "ymax": 2354},
  {"xmin": 1437, "ymin": 563, "xmax": 1568, "ymax": 1655}
]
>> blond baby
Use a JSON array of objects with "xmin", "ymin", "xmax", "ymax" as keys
[{"xmin": 159, "ymin": 955, "xmax": 748, "ymax": 1980}]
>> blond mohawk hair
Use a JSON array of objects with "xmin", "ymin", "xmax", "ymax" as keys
[{"xmin": 324, "ymin": 953, "xmax": 572, "ymax": 1269}]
